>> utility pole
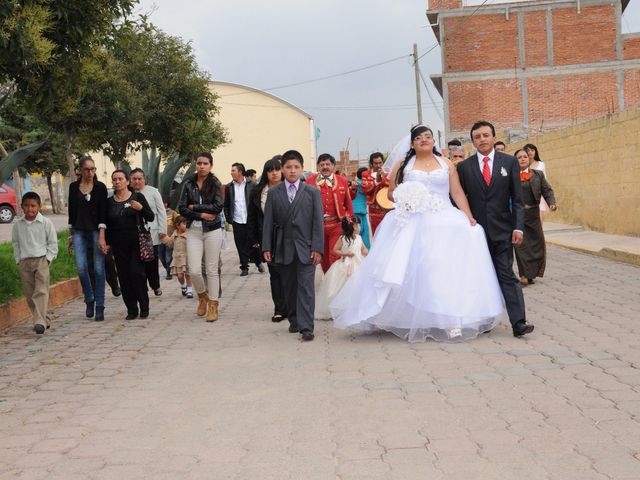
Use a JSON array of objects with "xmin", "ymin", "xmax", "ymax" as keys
[{"xmin": 413, "ymin": 43, "xmax": 423, "ymax": 125}]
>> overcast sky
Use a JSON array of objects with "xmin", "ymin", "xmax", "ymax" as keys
[{"xmin": 137, "ymin": 0, "xmax": 640, "ymax": 160}]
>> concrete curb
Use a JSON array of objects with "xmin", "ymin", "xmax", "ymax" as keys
[
  {"xmin": 0, "ymin": 278, "xmax": 82, "ymax": 331},
  {"xmin": 544, "ymin": 222, "xmax": 640, "ymax": 267},
  {"xmin": 546, "ymin": 239, "xmax": 640, "ymax": 266}
]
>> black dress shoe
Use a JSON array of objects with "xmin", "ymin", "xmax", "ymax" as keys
[
  {"xmin": 34, "ymin": 324, "xmax": 45, "ymax": 334},
  {"xmin": 125, "ymin": 312, "xmax": 138, "ymax": 320},
  {"xmin": 288, "ymin": 324, "xmax": 299, "ymax": 333},
  {"xmin": 257, "ymin": 263, "xmax": 265, "ymax": 273},
  {"xmin": 301, "ymin": 331, "xmax": 315, "ymax": 341},
  {"xmin": 139, "ymin": 311, "xmax": 149, "ymax": 319},
  {"xmin": 112, "ymin": 287, "xmax": 122, "ymax": 297},
  {"xmin": 240, "ymin": 269, "xmax": 249, "ymax": 277},
  {"xmin": 272, "ymin": 314, "xmax": 284, "ymax": 323},
  {"xmin": 513, "ymin": 321, "xmax": 535, "ymax": 337}
]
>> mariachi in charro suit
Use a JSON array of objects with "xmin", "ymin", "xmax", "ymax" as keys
[
  {"xmin": 457, "ymin": 150, "xmax": 527, "ymax": 329},
  {"xmin": 361, "ymin": 168, "xmax": 390, "ymax": 235},
  {"xmin": 306, "ymin": 173, "xmax": 354, "ymax": 273},
  {"xmin": 262, "ymin": 181, "xmax": 324, "ymax": 334}
]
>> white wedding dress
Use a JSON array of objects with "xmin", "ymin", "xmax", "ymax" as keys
[
  {"xmin": 330, "ymin": 156, "xmax": 505, "ymax": 342},
  {"xmin": 315, "ymin": 235, "xmax": 366, "ymax": 320}
]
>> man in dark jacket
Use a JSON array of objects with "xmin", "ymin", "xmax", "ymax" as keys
[
  {"xmin": 224, "ymin": 162, "xmax": 264, "ymax": 276},
  {"xmin": 457, "ymin": 120, "xmax": 534, "ymax": 338}
]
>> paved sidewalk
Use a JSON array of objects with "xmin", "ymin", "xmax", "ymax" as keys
[
  {"xmin": 544, "ymin": 221, "xmax": 640, "ymax": 266},
  {"xmin": 1, "ymin": 245, "xmax": 640, "ymax": 479}
]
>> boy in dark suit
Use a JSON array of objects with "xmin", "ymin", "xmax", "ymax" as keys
[
  {"xmin": 457, "ymin": 120, "xmax": 534, "ymax": 338},
  {"xmin": 262, "ymin": 150, "xmax": 324, "ymax": 341}
]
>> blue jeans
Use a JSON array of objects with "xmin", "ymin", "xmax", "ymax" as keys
[{"xmin": 73, "ymin": 230, "xmax": 105, "ymax": 307}]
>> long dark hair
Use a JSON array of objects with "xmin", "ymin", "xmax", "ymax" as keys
[
  {"xmin": 396, "ymin": 125, "xmax": 440, "ymax": 185},
  {"xmin": 341, "ymin": 215, "xmax": 360, "ymax": 245},
  {"xmin": 256, "ymin": 157, "xmax": 283, "ymax": 191},
  {"xmin": 79, "ymin": 155, "xmax": 97, "ymax": 184},
  {"xmin": 192, "ymin": 152, "xmax": 220, "ymax": 199},
  {"xmin": 523, "ymin": 143, "xmax": 542, "ymax": 162}
]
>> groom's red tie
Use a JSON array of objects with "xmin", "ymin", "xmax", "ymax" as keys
[{"xmin": 482, "ymin": 156, "xmax": 491, "ymax": 186}]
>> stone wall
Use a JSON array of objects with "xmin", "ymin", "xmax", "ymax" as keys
[{"xmin": 507, "ymin": 108, "xmax": 640, "ymax": 236}]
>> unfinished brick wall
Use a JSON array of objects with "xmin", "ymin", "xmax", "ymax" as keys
[
  {"xmin": 552, "ymin": 5, "xmax": 617, "ymax": 65},
  {"xmin": 428, "ymin": 0, "xmax": 461, "ymax": 9},
  {"xmin": 623, "ymin": 36, "xmax": 640, "ymax": 60},
  {"xmin": 523, "ymin": 10, "xmax": 548, "ymax": 67},
  {"xmin": 624, "ymin": 70, "xmax": 640, "ymax": 107},
  {"xmin": 449, "ymin": 79, "xmax": 523, "ymax": 133},
  {"xmin": 430, "ymin": 0, "xmax": 640, "ymax": 139},
  {"xmin": 528, "ymin": 73, "xmax": 619, "ymax": 126},
  {"xmin": 444, "ymin": 14, "xmax": 519, "ymax": 72}
]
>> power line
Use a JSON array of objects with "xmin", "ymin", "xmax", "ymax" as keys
[
  {"xmin": 466, "ymin": 0, "xmax": 495, "ymax": 19},
  {"xmin": 219, "ymin": 101, "xmax": 443, "ymax": 111},
  {"xmin": 220, "ymin": 54, "xmax": 412, "ymax": 97},
  {"xmin": 417, "ymin": 68, "xmax": 444, "ymax": 122},
  {"xmin": 416, "ymin": 42, "xmax": 440, "ymax": 62}
]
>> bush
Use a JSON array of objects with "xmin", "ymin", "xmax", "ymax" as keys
[{"xmin": 0, "ymin": 230, "xmax": 78, "ymax": 304}]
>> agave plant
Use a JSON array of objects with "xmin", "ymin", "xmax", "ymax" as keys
[
  {"xmin": 141, "ymin": 146, "xmax": 161, "ymax": 187},
  {"xmin": 167, "ymin": 161, "xmax": 194, "ymax": 210},
  {"xmin": 0, "ymin": 139, "xmax": 47, "ymax": 185}
]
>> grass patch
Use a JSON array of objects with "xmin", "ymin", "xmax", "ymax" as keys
[{"xmin": 0, "ymin": 230, "xmax": 78, "ymax": 305}]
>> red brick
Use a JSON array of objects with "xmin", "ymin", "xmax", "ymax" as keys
[
  {"xmin": 624, "ymin": 70, "xmax": 640, "ymax": 107},
  {"xmin": 528, "ymin": 73, "xmax": 618, "ymax": 128},
  {"xmin": 552, "ymin": 5, "xmax": 617, "ymax": 65},
  {"xmin": 523, "ymin": 11, "xmax": 548, "ymax": 67},
  {"xmin": 429, "ymin": 0, "xmax": 461, "ymax": 9},
  {"xmin": 448, "ymin": 79, "xmax": 523, "ymax": 133},
  {"xmin": 444, "ymin": 14, "xmax": 519, "ymax": 73},
  {"xmin": 623, "ymin": 36, "xmax": 640, "ymax": 60}
]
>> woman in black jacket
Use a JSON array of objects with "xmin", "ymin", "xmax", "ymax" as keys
[
  {"xmin": 106, "ymin": 169, "xmax": 155, "ymax": 320},
  {"xmin": 179, "ymin": 152, "xmax": 224, "ymax": 322},
  {"xmin": 246, "ymin": 157, "xmax": 287, "ymax": 322},
  {"xmin": 68, "ymin": 156, "xmax": 108, "ymax": 320}
]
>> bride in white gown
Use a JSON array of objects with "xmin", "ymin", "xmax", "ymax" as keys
[{"xmin": 330, "ymin": 125, "xmax": 505, "ymax": 342}]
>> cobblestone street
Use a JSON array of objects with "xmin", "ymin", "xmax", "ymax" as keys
[{"xmin": 1, "ymin": 245, "xmax": 639, "ymax": 479}]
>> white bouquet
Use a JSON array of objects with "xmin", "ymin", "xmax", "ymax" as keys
[{"xmin": 392, "ymin": 181, "xmax": 444, "ymax": 231}]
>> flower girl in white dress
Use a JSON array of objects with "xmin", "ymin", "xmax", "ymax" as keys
[{"xmin": 315, "ymin": 217, "xmax": 368, "ymax": 319}]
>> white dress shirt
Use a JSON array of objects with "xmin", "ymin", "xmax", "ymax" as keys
[
  {"xmin": 477, "ymin": 149, "xmax": 495, "ymax": 176},
  {"xmin": 477, "ymin": 149, "xmax": 522, "ymax": 234},
  {"xmin": 233, "ymin": 179, "xmax": 248, "ymax": 224}
]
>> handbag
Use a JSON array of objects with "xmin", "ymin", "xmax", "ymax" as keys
[{"xmin": 136, "ymin": 203, "xmax": 155, "ymax": 262}]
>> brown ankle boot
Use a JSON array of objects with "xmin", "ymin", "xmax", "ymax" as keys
[
  {"xmin": 197, "ymin": 292, "xmax": 209, "ymax": 316},
  {"xmin": 206, "ymin": 300, "xmax": 219, "ymax": 322}
]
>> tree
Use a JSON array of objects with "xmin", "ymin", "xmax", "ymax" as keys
[
  {"xmin": 0, "ymin": 92, "xmax": 69, "ymax": 211},
  {"xmin": 80, "ymin": 21, "xmax": 227, "ymax": 167},
  {"xmin": 1, "ymin": 1, "xmax": 137, "ymax": 175}
]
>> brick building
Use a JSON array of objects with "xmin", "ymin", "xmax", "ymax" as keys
[{"xmin": 427, "ymin": 0, "xmax": 640, "ymax": 142}]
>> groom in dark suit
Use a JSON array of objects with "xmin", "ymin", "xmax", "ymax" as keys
[
  {"xmin": 457, "ymin": 120, "xmax": 534, "ymax": 338},
  {"xmin": 262, "ymin": 150, "xmax": 324, "ymax": 341}
]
